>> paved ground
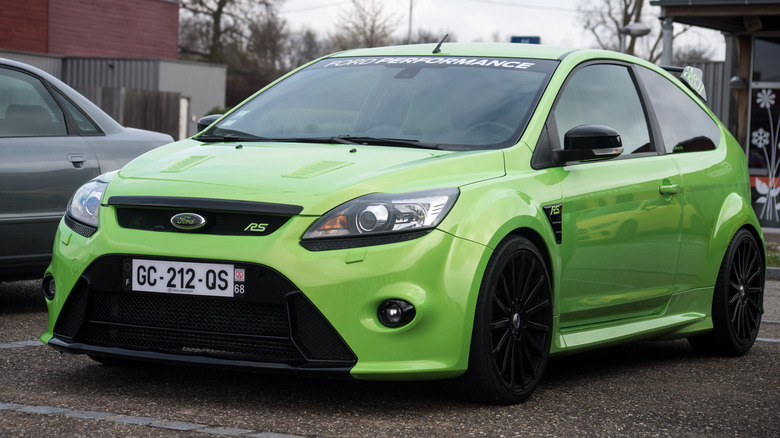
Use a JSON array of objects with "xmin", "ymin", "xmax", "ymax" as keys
[{"xmin": 0, "ymin": 279, "xmax": 778, "ymax": 437}]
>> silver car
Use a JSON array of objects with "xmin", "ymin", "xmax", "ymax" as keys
[{"xmin": 0, "ymin": 57, "xmax": 172, "ymax": 281}]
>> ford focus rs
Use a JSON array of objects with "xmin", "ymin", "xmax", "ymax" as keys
[{"xmin": 41, "ymin": 43, "xmax": 765, "ymax": 404}]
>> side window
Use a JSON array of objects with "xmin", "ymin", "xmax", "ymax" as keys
[
  {"xmin": 53, "ymin": 88, "xmax": 101, "ymax": 135},
  {"xmin": 553, "ymin": 64, "xmax": 652, "ymax": 156},
  {"xmin": 0, "ymin": 67, "xmax": 67, "ymax": 138},
  {"xmin": 635, "ymin": 66, "xmax": 720, "ymax": 153}
]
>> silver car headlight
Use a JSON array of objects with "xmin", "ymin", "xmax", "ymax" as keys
[
  {"xmin": 301, "ymin": 188, "xmax": 459, "ymax": 249},
  {"xmin": 65, "ymin": 172, "xmax": 116, "ymax": 235}
]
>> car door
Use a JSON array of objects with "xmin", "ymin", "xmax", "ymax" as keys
[
  {"xmin": 0, "ymin": 66, "xmax": 100, "ymax": 274},
  {"xmin": 547, "ymin": 62, "xmax": 684, "ymax": 328},
  {"xmin": 633, "ymin": 65, "xmax": 731, "ymax": 292}
]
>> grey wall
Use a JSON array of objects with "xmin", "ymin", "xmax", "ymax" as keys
[
  {"xmin": 158, "ymin": 59, "xmax": 227, "ymax": 138},
  {"xmin": 62, "ymin": 58, "xmax": 160, "ymax": 91},
  {"xmin": 0, "ymin": 50, "xmax": 63, "ymax": 77}
]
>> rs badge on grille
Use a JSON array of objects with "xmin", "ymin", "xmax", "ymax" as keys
[{"xmin": 170, "ymin": 213, "xmax": 207, "ymax": 230}]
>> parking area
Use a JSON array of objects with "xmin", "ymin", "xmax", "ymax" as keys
[{"xmin": 0, "ymin": 279, "xmax": 778, "ymax": 437}]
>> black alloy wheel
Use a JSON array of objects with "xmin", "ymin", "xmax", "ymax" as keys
[
  {"xmin": 689, "ymin": 229, "xmax": 764, "ymax": 356},
  {"xmin": 462, "ymin": 235, "xmax": 553, "ymax": 404}
]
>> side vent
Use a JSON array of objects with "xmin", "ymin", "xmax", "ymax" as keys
[{"xmin": 543, "ymin": 204, "xmax": 563, "ymax": 244}]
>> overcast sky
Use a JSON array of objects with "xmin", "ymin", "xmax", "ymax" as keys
[{"xmin": 279, "ymin": 0, "xmax": 726, "ymax": 60}]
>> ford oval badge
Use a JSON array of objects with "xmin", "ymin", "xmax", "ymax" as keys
[{"xmin": 170, "ymin": 213, "xmax": 206, "ymax": 230}]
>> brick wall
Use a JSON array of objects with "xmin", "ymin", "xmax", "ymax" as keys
[
  {"xmin": 48, "ymin": 0, "xmax": 179, "ymax": 59},
  {"xmin": 0, "ymin": 0, "xmax": 48, "ymax": 53}
]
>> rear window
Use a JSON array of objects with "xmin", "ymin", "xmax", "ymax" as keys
[{"xmin": 635, "ymin": 66, "xmax": 720, "ymax": 154}]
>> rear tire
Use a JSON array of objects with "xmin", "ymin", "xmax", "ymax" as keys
[
  {"xmin": 460, "ymin": 236, "xmax": 553, "ymax": 404},
  {"xmin": 688, "ymin": 229, "xmax": 764, "ymax": 356}
]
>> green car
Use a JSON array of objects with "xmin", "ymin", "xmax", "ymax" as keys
[{"xmin": 42, "ymin": 43, "xmax": 766, "ymax": 404}]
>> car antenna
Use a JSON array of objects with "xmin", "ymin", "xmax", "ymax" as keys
[{"xmin": 432, "ymin": 34, "xmax": 449, "ymax": 54}]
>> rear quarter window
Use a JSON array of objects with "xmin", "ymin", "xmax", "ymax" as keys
[{"xmin": 635, "ymin": 66, "xmax": 721, "ymax": 154}]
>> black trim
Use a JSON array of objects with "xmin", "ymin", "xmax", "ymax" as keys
[
  {"xmin": 660, "ymin": 65, "xmax": 683, "ymax": 74},
  {"xmin": 107, "ymin": 196, "xmax": 303, "ymax": 215},
  {"xmin": 115, "ymin": 207, "xmax": 291, "ymax": 236},
  {"xmin": 287, "ymin": 292, "xmax": 357, "ymax": 362},
  {"xmin": 300, "ymin": 230, "xmax": 431, "ymax": 251},
  {"xmin": 64, "ymin": 214, "xmax": 97, "ymax": 237},
  {"xmin": 556, "ymin": 50, "xmax": 579, "ymax": 61},
  {"xmin": 47, "ymin": 338, "xmax": 354, "ymax": 376},
  {"xmin": 49, "ymin": 85, "xmax": 106, "ymax": 137},
  {"xmin": 542, "ymin": 204, "xmax": 563, "ymax": 244}
]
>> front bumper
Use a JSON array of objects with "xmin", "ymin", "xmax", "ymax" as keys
[{"xmin": 43, "ymin": 212, "xmax": 490, "ymax": 380}]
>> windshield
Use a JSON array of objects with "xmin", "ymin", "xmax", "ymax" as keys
[{"xmin": 205, "ymin": 56, "xmax": 558, "ymax": 150}]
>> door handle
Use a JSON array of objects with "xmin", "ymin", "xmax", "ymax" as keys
[
  {"xmin": 68, "ymin": 154, "xmax": 86, "ymax": 168},
  {"xmin": 659, "ymin": 184, "xmax": 679, "ymax": 196}
]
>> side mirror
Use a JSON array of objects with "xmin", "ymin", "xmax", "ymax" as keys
[
  {"xmin": 552, "ymin": 124, "xmax": 623, "ymax": 166},
  {"xmin": 196, "ymin": 114, "xmax": 222, "ymax": 133}
]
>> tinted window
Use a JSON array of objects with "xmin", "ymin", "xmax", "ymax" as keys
[
  {"xmin": 0, "ymin": 67, "xmax": 67, "ymax": 137},
  {"xmin": 209, "ymin": 57, "xmax": 558, "ymax": 150},
  {"xmin": 54, "ymin": 88, "xmax": 101, "ymax": 135},
  {"xmin": 553, "ymin": 64, "xmax": 651, "ymax": 155},
  {"xmin": 635, "ymin": 66, "xmax": 719, "ymax": 154}
]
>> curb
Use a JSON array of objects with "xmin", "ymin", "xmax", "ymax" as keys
[{"xmin": 768, "ymin": 267, "xmax": 780, "ymax": 280}]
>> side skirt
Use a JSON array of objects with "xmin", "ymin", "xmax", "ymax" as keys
[{"xmin": 550, "ymin": 287, "xmax": 714, "ymax": 356}]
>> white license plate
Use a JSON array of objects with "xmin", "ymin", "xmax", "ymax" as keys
[{"xmin": 129, "ymin": 259, "xmax": 237, "ymax": 297}]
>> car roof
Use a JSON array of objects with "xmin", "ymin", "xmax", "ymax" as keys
[{"xmin": 331, "ymin": 43, "xmax": 587, "ymax": 61}]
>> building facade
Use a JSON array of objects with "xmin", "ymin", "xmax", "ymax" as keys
[
  {"xmin": 0, "ymin": 0, "xmax": 179, "ymax": 59},
  {"xmin": 0, "ymin": 0, "xmax": 225, "ymax": 139}
]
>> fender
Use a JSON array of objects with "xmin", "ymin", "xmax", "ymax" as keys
[
  {"xmin": 439, "ymin": 171, "xmax": 563, "ymax": 313},
  {"xmin": 708, "ymin": 192, "xmax": 765, "ymax": 280}
]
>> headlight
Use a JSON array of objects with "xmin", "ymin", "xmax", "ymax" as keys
[
  {"xmin": 302, "ymin": 188, "xmax": 459, "ymax": 244},
  {"xmin": 65, "ymin": 172, "xmax": 115, "ymax": 235}
]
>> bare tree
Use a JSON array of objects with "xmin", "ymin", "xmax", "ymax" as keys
[
  {"xmin": 180, "ymin": 0, "xmax": 277, "ymax": 63},
  {"xmin": 247, "ymin": 9, "xmax": 289, "ymax": 76},
  {"xmin": 179, "ymin": 13, "xmax": 212, "ymax": 60},
  {"xmin": 179, "ymin": 0, "xmax": 292, "ymax": 105},
  {"xmin": 578, "ymin": 0, "xmax": 694, "ymax": 63},
  {"xmin": 330, "ymin": 0, "xmax": 397, "ymax": 50},
  {"xmin": 287, "ymin": 29, "xmax": 331, "ymax": 67}
]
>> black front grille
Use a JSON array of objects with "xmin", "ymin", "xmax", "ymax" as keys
[
  {"xmin": 53, "ymin": 256, "xmax": 356, "ymax": 368},
  {"xmin": 81, "ymin": 325, "xmax": 301, "ymax": 362},
  {"xmin": 115, "ymin": 207, "xmax": 291, "ymax": 236},
  {"xmin": 88, "ymin": 291, "xmax": 289, "ymax": 337}
]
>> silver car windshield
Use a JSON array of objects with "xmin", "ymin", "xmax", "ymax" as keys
[{"xmin": 208, "ymin": 56, "xmax": 557, "ymax": 150}]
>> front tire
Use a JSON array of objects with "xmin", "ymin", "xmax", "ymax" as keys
[
  {"xmin": 461, "ymin": 236, "xmax": 553, "ymax": 404},
  {"xmin": 688, "ymin": 229, "xmax": 764, "ymax": 356}
]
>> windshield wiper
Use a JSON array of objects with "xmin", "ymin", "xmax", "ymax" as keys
[
  {"xmin": 197, "ymin": 130, "xmax": 268, "ymax": 143},
  {"xmin": 196, "ymin": 134, "xmax": 441, "ymax": 149},
  {"xmin": 275, "ymin": 136, "xmax": 441, "ymax": 149},
  {"xmin": 330, "ymin": 135, "xmax": 441, "ymax": 149}
]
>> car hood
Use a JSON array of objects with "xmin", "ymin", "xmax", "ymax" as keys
[{"xmin": 108, "ymin": 139, "xmax": 506, "ymax": 215}]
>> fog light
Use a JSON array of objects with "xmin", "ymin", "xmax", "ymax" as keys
[
  {"xmin": 42, "ymin": 275, "xmax": 56, "ymax": 300},
  {"xmin": 378, "ymin": 299, "xmax": 415, "ymax": 327}
]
